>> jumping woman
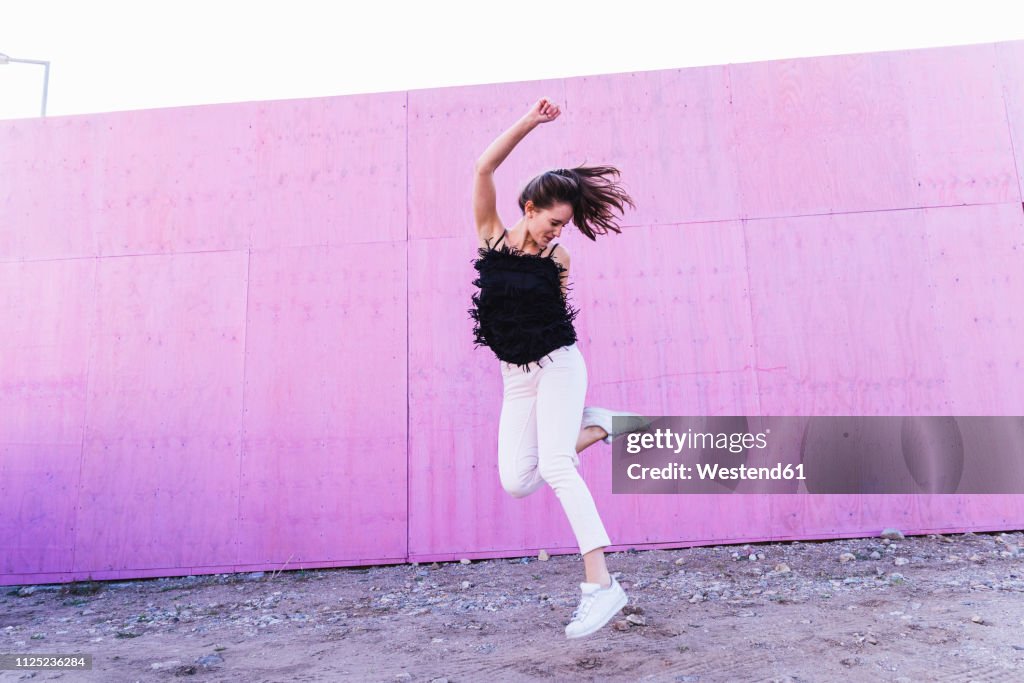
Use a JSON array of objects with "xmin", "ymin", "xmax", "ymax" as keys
[{"xmin": 469, "ymin": 97, "xmax": 652, "ymax": 639}]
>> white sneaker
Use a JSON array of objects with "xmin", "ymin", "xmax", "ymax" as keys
[
  {"xmin": 581, "ymin": 406, "xmax": 652, "ymax": 445},
  {"xmin": 564, "ymin": 577, "xmax": 629, "ymax": 639}
]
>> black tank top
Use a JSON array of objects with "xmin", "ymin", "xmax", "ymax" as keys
[{"xmin": 469, "ymin": 230, "xmax": 580, "ymax": 371}]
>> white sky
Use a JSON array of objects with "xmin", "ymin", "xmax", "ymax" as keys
[{"xmin": 0, "ymin": 0, "xmax": 1022, "ymax": 121}]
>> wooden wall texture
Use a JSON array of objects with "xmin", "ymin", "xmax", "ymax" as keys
[{"xmin": 2, "ymin": 40, "xmax": 1023, "ymax": 584}]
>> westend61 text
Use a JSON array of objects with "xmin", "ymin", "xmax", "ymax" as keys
[{"xmin": 626, "ymin": 462, "xmax": 807, "ymax": 481}]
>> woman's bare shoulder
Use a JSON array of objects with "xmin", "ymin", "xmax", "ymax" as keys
[
  {"xmin": 477, "ymin": 223, "xmax": 506, "ymax": 251},
  {"xmin": 551, "ymin": 243, "xmax": 571, "ymax": 268}
]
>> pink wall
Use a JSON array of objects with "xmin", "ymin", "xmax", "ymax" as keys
[{"xmin": 2, "ymin": 41, "xmax": 1023, "ymax": 585}]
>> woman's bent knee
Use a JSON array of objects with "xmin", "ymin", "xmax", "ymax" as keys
[
  {"xmin": 502, "ymin": 482, "xmax": 533, "ymax": 499},
  {"xmin": 500, "ymin": 471, "xmax": 537, "ymax": 498}
]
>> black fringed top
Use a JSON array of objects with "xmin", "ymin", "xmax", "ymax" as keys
[{"xmin": 469, "ymin": 230, "xmax": 580, "ymax": 372}]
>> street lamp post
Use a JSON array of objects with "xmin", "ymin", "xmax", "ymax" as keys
[{"xmin": 0, "ymin": 52, "xmax": 50, "ymax": 117}]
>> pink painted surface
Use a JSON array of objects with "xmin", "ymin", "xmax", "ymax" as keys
[
  {"xmin": 997, "ymin": 41, "xmax": 1024, "ymax": 200},
  {"xmin": 2, "ymin": 41, "xmax": 1024, "ymax": 585}
]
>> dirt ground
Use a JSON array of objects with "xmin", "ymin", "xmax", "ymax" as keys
[{"xmin": 3, "ymin": 530, "xmax": 1024, "ymax": 683}]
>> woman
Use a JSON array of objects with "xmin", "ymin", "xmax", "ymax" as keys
[{"xmin": 469, "ymin": 97, "xmax": 652, "ymax": 639}]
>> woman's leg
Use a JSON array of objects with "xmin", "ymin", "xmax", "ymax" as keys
[
  {"xmin": 497, "ymin": 362, "xmax": 545, "ymax": 499},
  {"xmin": 534, "ymin": 345, "xmax": 613, "ymax": 583},
  {"xmin": 579, "ymin": 421, "xmax": 612, "ymax": 586},
  {"xmin": 498, "ymin": 361, "xmax": 619, "ymax": 498},
  {"xmin": 582, "ymin": 547, "xmax": 611, "ymax": 588}
]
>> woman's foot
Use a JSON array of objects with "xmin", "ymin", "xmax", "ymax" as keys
[
  {"xmin": 576, "ymin": 425, "xmax": 608, "ymax": 453},
  {"xmin": 564, "ymin": 577, "xmax": 629, "ymax": 639},
  {"xmin": 581, "ymin": 407, "xmax": 652, "ymax": 445}
]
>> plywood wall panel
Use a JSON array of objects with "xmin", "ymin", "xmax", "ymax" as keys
[
  {"xmin": 728, "ymin": 51, "xmax": 911, "ymax": 218},
  {"xmin": 249, "ymin": 94, "xmax": 407, "ymax": 250},
  {"xmin": 0, "ymin": 258, "xmax": 95, "ymax": 443},
  {"xmin": 995, "ymin": 40, "xmax": 1024, "ymax": 200},
  {"xmin": 574, "ymin": 222, "xmax": 760, "ymax": 417},
  {"xmin": 239, "ymin": 243, "xmax": 407, "ymax": 565},
  {"xmin": 91, "ymin": 105, "xmax": 256, "ymax": 258},
  {"xmin": 73, "ymin": 251, "xmax": 247, "ymax": 572},
  {"xmin": 746, "ymin": 209, "xmax": 954, "ymax": 415},
  {"xmin": 919, "ymin": 203, "xmax": 1024, "ymax": 412},
  {"xmin": 563, "ymin": 66, "xmax": 741, "ymax": 226},
  {"xmin": 892, "ymin": 44, "xmax": 1020, "ymax": 207},
  {"xmin": 0, "ymin": 444, "xmax": 81, "ymax": 574},
  {"xmin": 0, "ymin": 258, "xmax": 95, "ymax": 574},
  {"xmin": 0, "ymin": 118, "xmax": 105, "ymax": 261}
]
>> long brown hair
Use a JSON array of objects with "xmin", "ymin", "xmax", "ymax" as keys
[{"xmin": 517, "ymin": 164, "xmax": 636, "ymax": 241}]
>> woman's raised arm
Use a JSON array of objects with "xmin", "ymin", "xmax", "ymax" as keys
[{"xmin": 473, "ymin": 98, "xmax": 562, "ymax": 245}]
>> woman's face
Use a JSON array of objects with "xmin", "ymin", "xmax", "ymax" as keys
[{"xmin": 526, "ymin": 201, "xmax": 572, "ymax": 249}]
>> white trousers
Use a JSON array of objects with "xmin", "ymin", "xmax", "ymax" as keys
[{"xmin": 497, "ymin": 343, "xmax": 612, "ymax": 556}]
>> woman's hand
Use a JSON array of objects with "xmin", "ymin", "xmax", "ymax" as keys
[
  {"xmin": 476, "ymin": 99, "xmax": 559, "ymax": 175},
  {"xmin": 524, "ymin": 97, "xmax": 562, "ymax": 127}
]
